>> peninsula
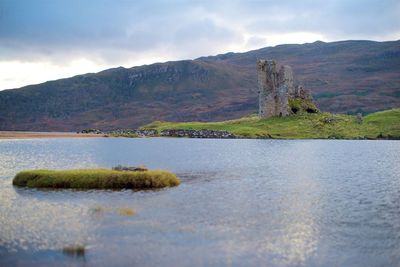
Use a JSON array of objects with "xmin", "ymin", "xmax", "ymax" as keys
[{"xmin": 141, "ymin": 60, "xmax": 399, "ymax": 140}]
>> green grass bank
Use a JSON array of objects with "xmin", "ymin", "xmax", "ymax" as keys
[
  {"xmin": 13, "ymin": 169, "xmax": 180, "ymax": 189},
  {"xmin": 143, "ymin": 108, "xmax": 400, "ymax": 139}
]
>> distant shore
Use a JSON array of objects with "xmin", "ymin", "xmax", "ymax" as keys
[{"xmin": 0, "ymin": 131, "xmax": 105, "ymax": 139}]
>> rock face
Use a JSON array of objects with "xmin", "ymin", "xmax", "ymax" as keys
[{"xmin": 257, "ymin": 59, "xmax": 314, "ymax": 118}]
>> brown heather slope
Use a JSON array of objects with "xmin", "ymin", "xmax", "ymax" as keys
[{"xmin": 0, "ymin": 40, "xmax": 399, "ymax": 131}]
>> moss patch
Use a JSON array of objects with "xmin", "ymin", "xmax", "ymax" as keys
[
  {"xmin": 13, "ymin": 169, "xmax": 180, "ymax": 189},
  {"xmin": 289, "ymin": 98, "xmax": 319, "ymax": 114}
]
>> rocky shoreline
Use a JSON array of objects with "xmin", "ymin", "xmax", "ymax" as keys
[
  {"xmin": 80, "ymin": 128, "xmax": 237, "ymax": 139},
  {"xmin": 160, "ymin": 129, "xmax": 236, "ymax": 138},
  {"xmin": 79, "ymin": 126, "xmax": 400, "ymax": 140}
]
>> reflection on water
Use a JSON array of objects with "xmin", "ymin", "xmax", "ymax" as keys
[{"xmin": 0, "ymin": 138, "xmax": 400, "ymax": 266}]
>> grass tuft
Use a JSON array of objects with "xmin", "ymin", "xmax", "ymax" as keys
[{"xmin": 13, "ymin": 169, "xmax": 180, "ymax": 189}]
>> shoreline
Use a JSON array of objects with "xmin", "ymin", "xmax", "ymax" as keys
[
  {"xmin": 0, "ymin": 131, "xmax": 398, "ymax": 140},
  {"xmin": 0, "ymin": 131, "xmax": 106, "ymax": 139}
]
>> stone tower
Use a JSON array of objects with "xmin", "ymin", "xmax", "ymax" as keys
[{"xmin": 257, "ymin": 59, "xmax": 295, "ymax": 118}]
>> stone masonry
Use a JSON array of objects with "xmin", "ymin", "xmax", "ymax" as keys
[{"xmin": 257, "ymin": 59, "xmax": 312, "ymax": 118}]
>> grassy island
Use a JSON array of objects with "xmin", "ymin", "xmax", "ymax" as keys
[
  {"xmin": 143, "ymin": 108, "xmax": 400, "ymax": 139},
  {"xmin": 13, "ymin": 169, "xmax": 180, "ymax": 189}
]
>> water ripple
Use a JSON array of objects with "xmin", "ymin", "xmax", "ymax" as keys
[{"xmin": 0, "ymin": 138, "xmax": 399, "ymax": 266}]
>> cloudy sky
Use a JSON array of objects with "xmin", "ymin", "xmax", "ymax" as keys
[{"xmin": 0, "ymin": 0, "xmax": 399, "ymax": 90}]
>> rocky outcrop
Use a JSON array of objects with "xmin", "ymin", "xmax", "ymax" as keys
[
  {"xmin": 257, "ymin": 60, "xmax": 317, "ymax": 118},
  {"xmin": 112, "ymin": 165, "xmax": 148, "ymax": 172},
  {"xmin": 107, "ymin": 129, "xmax": 158, "ymax": 137},
  {"xmin": 80, "ymin": 128, "xmax": 103, "ymax": 134},
  {"xmin": 79, "ymin": 128, "xmax": 236, "ymax": 139},
  {"xmin": 356, "ymin": 113, "xmax": 363, "ymax": 124},
  {"xmin": 160, "ymin": 129, "xmax": 236, "ymax": 138},
  {"xmin": 79, "ymin": 129, "xmax": 159, "ymax": 136}
]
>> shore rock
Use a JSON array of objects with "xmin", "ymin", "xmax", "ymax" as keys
[
  {"xmin": 160, "ymin": 129, "xmax": 236, "ymax": 139},
  {"xmin": 80, "ymin": 128, "xmax": 237, "ymax": 139},
  {"xmin": 112, "ymin": 165, "xmax": 149, "ymax": 172}
]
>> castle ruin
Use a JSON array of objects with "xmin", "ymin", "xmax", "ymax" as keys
[{"xmin": 257, "ymin": 59, "xmax": 314, "ymax": 118}]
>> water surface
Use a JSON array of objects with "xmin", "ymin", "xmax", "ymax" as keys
[{"xmin": 0, "ymin": 138, "xmax": 399, "ymax": 266}]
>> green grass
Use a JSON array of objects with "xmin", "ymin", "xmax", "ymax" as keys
[
  {"xmin": 13, "ymin": 169, "xmax": 180, "ymax": 189},
  {"xmin": 142, "ymin": 108, "xmax": 400, "ymax": 139}
]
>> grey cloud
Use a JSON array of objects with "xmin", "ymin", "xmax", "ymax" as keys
[
  {"xmin": 244, "ymin": 0, "xmax": 400, "ymax": 39},
  {"xmin": 245, "ymin": 36, "xmax": 268, "ymax": 49},
  {"xmin": 0, "ymin": 0, "xmax": 398, "ymax": 65}
]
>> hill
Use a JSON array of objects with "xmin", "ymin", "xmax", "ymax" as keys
[
  {"xmin": 0, "ymin": 40, "xmax": 399, "ymax": 131},
  {"xmin": 143, "ymin": 109, "xmax": 400, "ymax": 140}
]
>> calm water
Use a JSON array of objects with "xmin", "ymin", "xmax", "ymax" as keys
[{"xmin": 0, "ymin": 138, "xmax": 399, "ymax": 267}]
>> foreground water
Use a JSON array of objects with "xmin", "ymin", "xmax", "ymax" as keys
[{"xmin": 0, "ymin": 138, "xmax": 399, "ymax": 266}]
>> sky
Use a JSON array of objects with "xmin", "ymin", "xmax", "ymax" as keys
[{"xmin": 0, "ymin": 0, "xmax": 399, "ymax": 90}]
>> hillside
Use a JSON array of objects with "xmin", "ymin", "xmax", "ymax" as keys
[
  {"xmin": 143, "ymin": 109, "xmax": 400, "ymax": 140},
  {"xmin": 0, "ymin": 40, "xmax": 399, "ymax": 131}
]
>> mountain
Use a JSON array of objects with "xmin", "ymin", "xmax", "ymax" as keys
[{"xmin": 0, "ymin": 40, "xmax": 399, "ymax": 131}]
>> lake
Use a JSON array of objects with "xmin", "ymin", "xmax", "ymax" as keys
[{"xmin": 0, "ymin": 138, "xmax": 399, "ymax": 266}]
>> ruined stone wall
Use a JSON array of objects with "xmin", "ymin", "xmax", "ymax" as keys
[
  {"xmin": 257, "ymin": 60, "xmax": 278, "ymax": 118},
  {"xmin": 257, "ymin": 60, "xmax": 292, "ymax": 118},
  {"xmin": 257, "ymin": 59, "xmax": 317, "ymax": 118}
]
